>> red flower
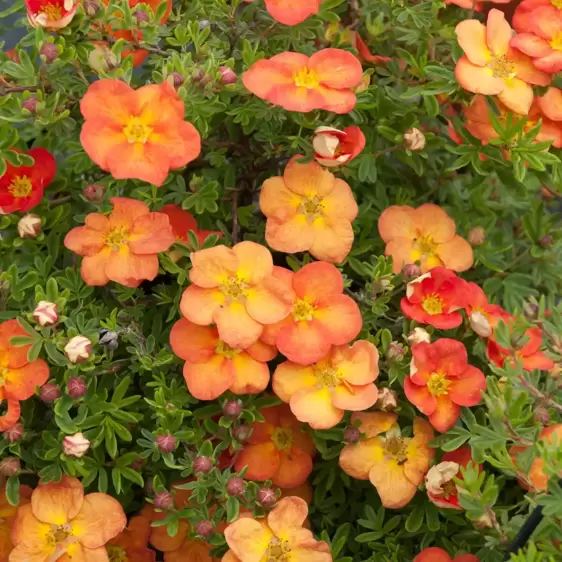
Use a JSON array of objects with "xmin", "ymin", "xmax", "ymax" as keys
[
  {"xmin": 160, "ymin": 204, "xmax": 222, "ymax": 247},
  {"xmin": 312, "ymin": 126, "xmax": 366, "ymax": 167},
  {"xmin": 415, "ymin": 547, "xmax": 479, "ymax": 562},
  {"xmin": 404, "ymin": 339, "xmax": 486, "ymax": 432},
  {"xmin": 0, "ymin": 148, "xmax": 56, "ymax": 213},
  {"xmin": 400, "ymin": 267, "xmax": 467, "ymax": 329},
  {"xmin": 464, "ymin": 282, "xmax": 512, "ymax": 337}
]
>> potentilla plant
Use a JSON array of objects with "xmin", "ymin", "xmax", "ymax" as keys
[{"xmin": 0, "ymin": 0, "xmax": 560, "ymax": 561}]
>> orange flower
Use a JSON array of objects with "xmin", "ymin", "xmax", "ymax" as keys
[
  {"xmin": 464, "ymin": 282, "xmax": 512, "ymax": 337},
  {"xmin": 26, "ymin": 0, "xmax": 79, "ymax": 29},
  {"xmin": 400, "ymin": 268, "xmax": 467, "ymax": 329},
  {"xmin": 0, "ymin": 485, "xmax": 32, "ymax": 561},
  {"xmin": 455, "ymin": 9, "xmax": 551, "ymax": 115},
  {"xmin": 243, "ymin": 0, "xmax": 321, "ymax": 25},
  {"xmin": 242, "ymin": 49, "xmax": 363, "ymax": 113},
  {"xmin": 510, "ymin": 424, "xmax": 562, "ymax": 490},
  {"xmin": 260, "ymin": 155, "xmax": 358, "ymax": 263},
  {"xmin": 107, "ymin": 514, "xmax": 156, "ymax": 562},
  {"xmin": 80, "ymin": 79, "xmax": 201, "ymax": 186},
  {"xmin": 272, "ymin": 341, "xmax": 379, "ymax": 429},
  {"xmin": 64, "ymin": 197, "xmax": 175, "ymax": 287},
  {"xmin": 170, "ymin": 318, "xmax": 275, "ymax": 400},
  {"xmin": 0, "ymin": 319, "xmax": 49, "ymax": 430},
  {"xmin": 378, "ymin": 204, "xmax": 473, "ymax": 274},
  {"xmin": 10, "ymin": 475, "xmax": 126, "ymax": 561},
  {"xmin": 339, "ymin": 413, "xmax": 434, "ymax": 509},
  {"xmin": 352, "ymin": 32, "xmax": 393, "ymax": 65},
  {"xmin": 234, "ymin": 404, "xmax": 316, "ymax": 488},
  {"xmin": 179, "ymin": 242, "xmax": 293, "ymax": 349},
  {"xmin": 414, "ymin": 547, "xmax": 479, "ymax": 562},
  {"xmin": 404, "ymin": 339, "xmax": 486, "ymax": 433},
  {"xmin": 261, "ymin": 262, "xmax": 362, "ymax": 365},
  {"xmin": 161, "ymin": 204, "xmax": 222, "ymax": 247}
]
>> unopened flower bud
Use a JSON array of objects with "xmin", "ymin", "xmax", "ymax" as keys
[
  {"xmin": 67, "ymin": 376, "xmax": 87, "ymax": 399},
  {"xmin": 63, "ymin": 432, "xmax": 91, "ymax": 458},
  {"xmin": 534, "ymin": 406, "xmax": 550, "ymax": 425},
  {"xmin": 87, "ymin": 41, "xmax": 117, "ymax": 72},
  {"xmin": 3, "ymin": 423, "xmax": 24, "ymax": 442},
  {"xmin": 99, "ymin": 329, "xmax": 118, "ymax": 350},
  {"xmin": 83, "ymin": 184, "xmax": 105, "ymax": 202},
  {"xmin": 0, "ymin": 457, "xmax": 20, "ymax": 476},
  {"xmin": 473, "ymin": 513, "xmax": 494, "ymax": 529},
  {"xmin": 386, "ymin": 342, "xmax": 405, "ymax": 361},
  {"xmin": 170, "ymin": 72, "xmax": 184, "ymax": 88},
  {"xmin": 468, "ymin": 226, "xmax": 486, "ymax": 247},
  {"xmin": 223, "ymin": 400, "xmax": 242, "ymax": 419},
  {"xmin": 257, "ymin": 487, "xmax": 277, "ymax": 508},
  {"xmin": 22, "ymin": 97, "xmax": 39, "ymax": 114},
  {"xmin": 402, "ymin": 263, "xmax": 421, "ymax": 279},
  {"xmin": 227, "ymin": 477, "xmax": 246, "ymax": 497},
  {"xmin": 408, "ymin": 327, "xmax": 431, "ymax": 345},
  {"xmin": 133, "ymin": 9, "xmax": 149, "ymax": 22},
  {"xmin": 195, "ymin": 519, "xmax": 214, "ymax": 538},
  {"xmin": 64, "ymin": 336, "xmax": 92, "ymax": 363},
  {"xmin": 40, "ymin": 43, "xmax": 58, "ymax": 63},
  {"xmin": 344, "ymin": 426, "xmax": 361, "ymax": 443},
  {"xmin": 233, "ymin": 424, "xmax": 251, "ymax": 442},
  {"xmin": 154, "ymin": 491, "xmax": 174, "ymax": 510},
  {"xmin": 403, "ymin": 127, "xmax": 426, "ymax": 151},
  {"xmin": 193, "ymin": 455, "xmax": 212, "ymax": 474},
  {"xmin": 219, "ymin": 66, "xmax": 237, "ymax": 85},
  {"xmin": 83, "ymin": 0, "xmax": 99, "ymax": 15},
  {"xmin": 156, "ymin": 434, "xmax": 176, "ymax": 453},
  {"xmin": 17, "ymin": 214, "xmax": 41, "ymax": 238},
  {"xmin": 539, "ymin": 235, "xmax": 553, "ymax": 248},
  {"xmin": 33, "ymin": 300, "xmax": 58, "ymax": 327},
  {"xmin": 376, "ymin": 387, "xmax": 398, "ymax": 411},
  {"xmin": 40, "ymin": 383, "xmax": 60, "ymax": 403}
]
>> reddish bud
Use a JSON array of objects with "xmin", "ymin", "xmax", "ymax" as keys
[
  {"xmin": 133, "ymin": 9, "xmax": 149, "ymax": 22},
  {"xmin": 83, "ymin": 184, "xmax": 105, "ymax": 202},
  {"xmin": 257, "ymin": 487, "xmax": 277, "ymax": 508},
  {"xmin": 154, "ymin": 491, "xmax": 174, "ymax": 510},
  {"xmin": 468, "ymin": 226, "xmax": 486, "ymax": 247},
  {"xmin": 67, "ymin": 377, "xmax": 87, "ymax": 399},
  {"xmin": 226, "ymin": 477, "xmax": 246, "ymax": 497},
  {"xmin": 40, "ymin": 383, "xmax": 60, "ymax": 403},
  {"xmin": 193, "ymin": 455, "xmax": 212, "ymax": 474},
  {"xmin": 223, "ymin": 400, "xmax": 242, "ymax": 419},
  {"xmin": 40, "ymin": 43, "xmax": 58, "ymax": 63},
  {"xmin": 22, "ymin": 97, "xmax": 39, "ymax": 113},
  {"xmin": 170, "ymin": 72, "xmax": 184, "ymax": 88},
  {"xmin": 402, "ymin": 263, "xmax": 421, "ymax": 279},
  {"xmin": 4, "ymin": 423, "xmax": 24, "ymax": 442},
  {"xmin": 344, "ymin": 426, "xmax": 361, "ymax": 443},
  {"xmin": 0, "ymin": 457, "xmax": 20, "ymax": 476},
  {"xmin": 195, "ymin": 519, "xmax": 214, "ymax": 538},
  {"xmin": 534, "ymin": 406, "xmax": 550, "ymax": 425},
  {"xmin": 540, "ymin": 235, "xmax": 553, "ymax": 248},
  {"xmin": 219, "ymin": 66, "xmax": 237, "ymax": 85},
  {"xmin": 156, "ymin": 434, "xmax": 176, "ymax": 453},
  {"xmin": 232, "ymin": 424, "xmax": 251, "ymax": 442}
]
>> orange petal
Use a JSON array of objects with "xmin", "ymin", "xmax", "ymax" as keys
[
  {"xmin": 510, "ymin": 33, "xmax": 552, "ymax": 57},
  {"xmin": 0, "ymin": 320, "xmax": 31, "ymax": 368},
  {"xmin": 331, "ymin": 383, "xmax": 378, "ymax": 412},
  {"xmin": 308, "ymin": 48, "xmax": 363, "ymax": 89},
  {"xmin": 368, "ymin": 461, "xmax": 418, "ymax": 509},
  {"xmin": 321, "ymin": 178, "xmax": 358, "ymax": 221},
  {"xmin": 308, "ymin": 217, "xmax": 355, "ymax": 263},
  {"xmin": 448, "ymin": 365, "xmax": 486, "ymax": 406},
  {"xmin": 260, "ymin": 176, "xmax": 300, "ymax": 220},
  {"xmin": 269, "ymin": 52, "xmax": 311, "ymax": 70},
  {"xmin": 290, "ymin": 387, "xmax": 344, "ymax": 429},
  {"xmin": 429, "ymin": 397, "xmax": 461, "ymax": 433},
  {"xmin": 165, "ymin": 539, "xmax": 215, "ymax": 562},
  {"xmin": 414, "ymin": 547, "xmax": 452, "ymax": 562},
  {"xmin": 339, "ymin": 437, "xmax": 383, "ymax": 479},
  {"xmin": 314, "ymin": 294, "xmax": 362, "ymax": 345},
  {"xmin": 10, "ymin": 503, "xmax": 50, "ymax": 546},
  {"xmin": 245, "ymin": 276, "xmax": 293, "ymax": 326},
  {"xmin": 276, "ymin": 320, "xmax": 332, "ymax": 365},
  {"xmin": 384, "ymin": 237, "xmax": 418, "ymax": 273},
  {"xmin": 64, "ymin": 226, "xmax": 106, "ymax": 258},
  {"xmin": 436, "ymin": 235, "xmax": 474, "ymax": 272},
  {"xmin": 537, "ymin": 87, "xmax": 562, "ymax": 120},
  {"xmin": 235, "ymin": 442, "xmax": 281, "ymax": 481},
  {"xmin": 110, "ymin": 197, "xmax": 151, "ymax": 230},
  {"xmin": 293, "ymin": 261, "xmax": 343, "ymax": 299},
  {"xmin": 189, "ymin": 245, "xmax": 238, "ymax": 288},
  {"xmin": 160, "ymin": 204, "xmax": 197, "ymax": 239},
  {"xmin": 105, "ymin": 246, "xmax": 158, "ymax": 287},
  {"xmin": 80, "ymin": 79, "xmax": 136, "ymax": 123},
  {"xmin": 486, "ymin": 9, "xmax": 512, "ymax": 57},
  {"xmin": 350, "ymin": 411, "xmax": 398, "ymax": 438},
  {"xmin": 315, "ymin": 85, "xmax": 358, "ymax": 114},
  {"xmin": 0, "ymin": 398, "xmax": 21, "ymax": 431},
  {"xmin": 413, "ymin": 204, "xmax": 456, "ymax": 243},
  {"xmin": 266, "ymin": 215, "xmax": 316, "ymax": 254},
  {"xmin": 333, "ymin": 340, "xmax": 380, "ymax": 385},
  {"xmin": 404, "ymin": 434, "xmax": 434, "ymax": 486},
  {"xmin": 169, "ymin": 318, "xmax": 218, "ymax": 362},
  {"xmin": 70, "ymin": 493, "xmax": 126, "ymax": 549},
  {"xmin": 183, "ymin": 355, "xmax": 232, "ymax": 400},
  {"xmin": 180, "ymin": 285, "xmax": 226, "ymax": 326},
  {"xmin": 454, "ymin": 56, "xmax": 504, "ymax": 95},
  {"xmin": 497, "ymin": 77, "xmax": 534, "ymax": 114},
  {"xmin": 80, "ymin": 249, "xmax": 111, "ymax": 286},
  {"xmin": 455, "ymin": 19, "xmax": 491, "ymax": 66},
  {"xmin": 224, "ymin": 517, "xmax": 272, "ymax": 562},
  {"xmin": 31, "ymin": 476, "xmax": 84, "ymax": 525},
  {"xmin": 135, "ymin": 82, "xmax": 184, "ymax": 123},
  {"xmin": 4, "ymin": 359, "xmax": 49, "ymax": 401},
  {"xmin": 229, "ymin": 353, "xmax": 270, "ymax": 395},
  {"xmin": 214, "ymin": 302, "xmax": 263, "ymax": 348},
  {"xmin": 233, "ymin": 241, "xmax": 274, "ymax": 285},
  {"xmin": 245, "ymin": 339, "xmax": 278, "ymax": 362},
  {"xmin": 378, "ymin": 205, "xmax": 416, "ymax": 242},
  {"xmin": 242, "ymin": 59, "xmax": 294, "ymax": 101},
  {"xmin": 149, "ymin": 520, "xmax": 189, "ymax": 552},
  {"xmin": 274, "ymin": 448, "xmax": 313, "ymax": 488},
  {"xmin": 264, "ymin": 0, "xmax": 319, "ymax": 26},
  {"xmin": 272, "ymin": 362, "xmax": 316, "ymax": 402},
  {"xmin": 404, "ymin": 376, "xmax": 437, "ymax": 415},
  {"xmin": 128, "ymin": 213, "xmax": 175, "ymax": 254},
  {"xmin": 79, "ymin": 122, "xmax": 127, "ymax": 174},
  {"xmin": 283, "ymin": 156, "xmax": 336, "ymax": 197},
  {"xmin": 267, "ymin": 496, "xmax": 308, "ymax": 534}
]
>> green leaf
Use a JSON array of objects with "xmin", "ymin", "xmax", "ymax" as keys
[
  {"xmin": 6, "ymin": 476, "xmax": 20, "ymax": 506},
  {"xmin": 405, "ymin": 506, "xmax": 424, "ymax": 532},
  {"xmin": 226, "ymin": 495, "xmax": 240, "ymax": 522},
  {"xmin": 120, "ymin": 467, "xmax": 144, "ymax": 487}
]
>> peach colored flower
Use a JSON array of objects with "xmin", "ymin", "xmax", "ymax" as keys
[
  {"xmin": 260, "ymin": 155, "xmax": 358, "ymax": 263},
  {"xmin": 80, "ymin": 80, "xmax": 201, "ymax": 186},
  {"xmin": 243, "ymin": 0, "xmax": 321, "ymax": 25},
  {"xmin": 243, "ymin": 49, "xmax": 363, "ymax": 113}
]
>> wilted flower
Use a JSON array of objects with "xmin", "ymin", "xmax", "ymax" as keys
[
  {"xmin": 376, "ymin": 387, "xmax": 398, "ymax": 411},
  {"xmin": 64, "ymin": 335, "xmax": 92, "ymax": 363},
  {"xmin": 33, "ymin": 300, "xmax": 58, "ymax": 326},
  {"xmin": 99, "ymin": 328, "xmax": 119, "ymax": 350},
  {"xmin": 17, "ymin": 214, "xmax": 42, "ymax": 238},
  {"xmin": 63, "ymin": 432, "xmax": 91, "ymax": 457},
  {"xmin": 403, "ymin": 127, "xmax": 426, "ymax": 151},
  {"xmin": 312, "ymin": 126, "xmax": 366, "ymax": 167},
  {"xmin": 408, "ymin": 327, "xmax": 431, "ymax": 345},
  {"xmin": 468, "ymin": 226, "xmax": 486, "ymax": 246},
  {"xmin": 464, "ymin": 282, "xmax": 511, "ymax": 338}
]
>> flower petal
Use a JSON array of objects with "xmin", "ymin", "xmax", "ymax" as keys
[
  {"xmin": 510, "ymin": 34, "xmax": 552, "ymax": 57},
  {"xmin": 333, "ymin": 340, "xmax": 379, "ymax": 385},
  {"xmin": 31, "ymin": 476, "xmax": 84, "ymax": 525},
  {"xmin": 170, "ymin": 318, "xmax": 218, "ymax": 362},
  {"xmin": 233, "ymin": 241, "xmax": 274, "ymax": 285},
  {"xmin": 274, "ymin": 448, "xmax": 313, "ymax": 488},
  {"xmin": 245, "ymin": 276, "xmax": 294, "ymax": 325},
  {"xmin": 235, "ymin": 442, "xmax": 281, "ymax": 481},
  {"xmin": 413, "ymin": 204, "xmax": 456, "ymax": 243},
  {"xmin": 436, "ymin": 236, "xmax": 474, "ymax": 272},
  {"xmin": 331, "ymin": 383, "xmax": 378, "ymax": 412},
  {"xmin": 0, "ymin": 320, "xmax": 31, "ymax": 368},
  {"xmin": 455, "ymin": 56, "xmax": 504, "ymax": 95},
  {"xmin": 429, "ymin": 397, "xmax": 461, "ymax": 433},
  {"xmin": 378, "ymin": 206, "xmax": 417, "ymax": 242},
  {"xmin": 4, "ymin": 359, "xmax": 49, "ymax": 401},
  {"xmin": 314, "ymin": 294, "xmax": 362, "ymax": 345},
  {"xmin": 260, "ymin": 177, "xmax": 300, "ymax": 220},
  {"xmin": 497, "ymin": 77, "xmax": 534, "ymax": 114},
  {"xmin": 350, "ymin": 411, "xmax": 398, "ymax": 438},
  {"xmin": 214, "ymin": 302, "xmax": 263, "ymax": 348},
  {"xmin": 486, "ymin": 9, "xmax": 513, "ymax": 57},
  {"xmin": 283, "ymin": 156, "xmax": 336, "ymax": 197},
  {"xmin": 293, "ymin": 261, "xmax": 343, "ymax": 300},
  {"xmin": 105, "ymin": 247, "xmax": 158, "ymax": 287},
  {"xmin": 80, "ymin": 249, "xmax": 111, "ymax": 286},
  {"xmin": 308, "ymin": 217, "xmax": 355, "ymax": 263},
  {"xmin": 404, "ymin": 376, "xmax": 437, "ymax": 415},
  {"xmin": 448, "ymin": 365, "xmax": 486, "ymax": 406},
  {"xmin": 290, "ymin": 387, "xmax": 344, "ymax": 429},
  {"xmin": 229, "ymin": 352, "xmax": 270, "ymax": 395},
  {"xmin": 456, "ymin": 19, "xmax": 491, "ymax": 65},
  {"xmin": 272, "ymin": 362, "xmax": 317, "ymax": 403},
  {"xmin": 128, "ymin": 213, "xmax": 175, "ymax": 254},
  {"xmin": 224, "ymin": 517, "xmax": 272, "ymax": 562},
  {"xmin": 266, "ymin": 215, "xmax": 317, "ymax": 254},
  {"xmin": 267, "ymin": 496, "xmax": 308, "ymax": 534},
  {"xmin": 308, "ymin": 48, "xmax": 363, "ymax": 88},
  {"xmin": 64, "ymin": 226, "xmax": 106, "ymax": 258},
  {"xmin": 180, "ymin": 285, "xmax": 225, "ymax": 326},
  {"xmin": 264, "ymin": 0, "xmax": 320, "ymax": 25},
  {"xmin": 339, "ymin": 437, "xmax": 384, "ymax": 479},
  {"xmin": 369, "ymin": 460, "xmax": 418, "ymax": 509},
  {"xmin": 242, "ymin": 59, "xmax": 295, "ymax": 102},
  {"xmin": 321, "ymin": 179, "xmax": 358, "ymax": 221},
  {"xmin": 189, "ymin": 245, "xmax": 238, "ymax": 288},
  {"xmin": 183, "ymin": 355, "xmax": 232, "ymax": 400},
  {"xmin": 276, "ymin": 320, "xmax": 332, "ymax": 365}
]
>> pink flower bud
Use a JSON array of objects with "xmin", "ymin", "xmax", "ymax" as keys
[
  {"xmin": 154, "ymin": 491, "xmax": 174, "ymax": 510},
  {"xmin": 0, "ymin": 457, "xmax": 20, "ymax": 476},
  {"xmin": 83, "ymin": 184, "xmax": 105, "ymax": 202},
  {"xmin": 257, "ymin": 487, "xmax": 277, "ymax": 508},
  {"xmin": 195, "ymin": 520, "xmax": 214, "ymax": 538},
  {"xmin": 219, "ymin": 66, "xmax": 237, "ymax": 85},
  {"xmin": 156, "ymin": 434, "xmax": 176, "ymax": 453},
  {"xmin": 313, "ymin": 126, "xmax": 366, "ymax": 167},
  {"xmin": 64, "ymin": 336, "xmax": 92, "ymax": 364},
  {"xmin": 133, "ymin": 9, "xmax": 149, "ymax": 22},
  {"xmin": 344, "ymin": 426, "xmax": 361, "ymax": 443},
  {"xmin": 67, "ymin": 376, "xmax": 87, "ymax": 399},
  {"xmin": 40, "ymin": 383, "xmax": 60, "ymax": 403},
  {"xmin": 226, "ymin": 477, "xmax": 245, "ymax": 497},
  {"xmin": 22, "ymin": 97, "xmax": 39, "ymax": 113},
  {"xmin": 17, "ymin": 214, "xmax": 41, "ymax": 238},
  {"xmin": 403, "ymin": 127, "xmax": 426, "ymax": 151},
  {"xmin": 3, "ymin": 423, "xmax": 24, "ymax": 442},
  {"xmin": 170, "ymin": 72, "xmax": 184, "ymax": 88},
  {"xmin": 40, "ymin": 43, "xmax": 58, "ymax": 63},
  {"xmin": 401, "ymin": 263, "xmax": 421, "ymax": 279},
  {"xmin": 540, "ymin": 235, "xmax": 553, "ymax": 248},
  {"xmin": 223, "ymin": 400, "xmax": 242, "ymax": 419},
  {"xmin": 468, "ymin": 226, "xmax": 486, "ymax": 247},
  {"xmin": 33, "ymin": 301, "xmax": 58, "ymax": 327},
  {"xmin": 63, "ymin": 432, "xmax": 91, "ymax": 458},
  {"xmin": 232, "ymin": 424, "xmax": 251, "ymax": 442},
  {"xmin": 193, "ymin": 456, "xmax": 212, "ymax": 474}
]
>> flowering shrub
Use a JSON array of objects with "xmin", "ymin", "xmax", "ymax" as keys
[{"xmin": 0, "ymin": 1, "xmax": 561, "ymax": 562}]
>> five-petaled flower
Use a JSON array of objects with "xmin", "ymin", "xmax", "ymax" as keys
[
  {"xmin": 10, "ymin": 475, "xmax": 126, "ymax": 561},
  {"xmin": 454, "ymin": 9, "xmax": 551, "ymax": 115},
  {"xmin": 80, "ymin": 79, "xmax": 201, "ymax": 186},
  {"xmin": 414, "ymin": 547, "xmax": 480, "ymax": 562},
  {"xmin": 222, "ymin": 496, "xmax": 331, "ymax": 562},
  {"xmin": 339, "ymin": 413, "xmax": 434, "ymax": 509},
  {"xmin": 400, "ymin": 268, "xmax": 467, "ymax": 329},
  {"xmin": 243, "ymin": 49, "xmax": 363, "ymax": 113},
  {"xmin": 64, "ymin": 197, "xmax": 175, "ymax": 287},
  {"xmin": 272, "ymin": 340, "xmax": 379, "ymax": 429},
  {"xmin": 243, "ymin": 0, "xmax": 321, "ymax": 26},
  {"xmin": 312, "ymin": 126, "xmax": 366, "ymax": 167},
  {"xmin": 404, "ymin": 339, "xmax": 486, "ymax": 433},
  {"xmin": 378, "ymin": 204, "xmax": 473, "ymax": 274},
  {"xmin": 234, "ymin": 404, "xmax": 316, "ymax": 488},
  {"xmin": 260, "ymin": 155, "xmax": 358, "ymax": 263},
  {"xmin": 170, "ymin": 318, "xmax": 275, "ymax": 400},
  {"xmin": 0, "ymin": 148, "xmax": 56, "ymax": 214},
  {"xmin": 261, "ymin": 262, "xmax": 362, "ymax": 365},
  {"xmin": 25, "ymin": 0, "xmax": 79, "ymax": 29},
  {"xmin": 180, "ymin": 241, "xmax": 293, "ymax": 349}
]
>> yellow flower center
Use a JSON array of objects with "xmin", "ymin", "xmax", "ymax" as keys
[
  {"xmin": 8, "ymin": 176, "xmax": 33, "ymax": 198},
  {"xmin": 292, "ymin": 298, "xmax": 314, "ymax": 322},
  {"xmin": 315, "ymin": 365, "xmax": 342, "ymax": 388},
  {"xmin": 40, "ymin": 2, "xmax": 63, "ymax": 20},
  {"xmin": 215, "ymin": 339, "xmax": 240, "ymax": 360},
  {"xmin": 299, "ymin": 195, "xmax": 325, "ymax": 222},
  {"xmin": 384, "ymin": 437, "xmax": 408, "ymax": 465},
  {"xmin": 123, "ymin": 116, "xmax": 153, "ymax": 144},
  {"xmin": 263, "ymin": 537, "xmax": 291, "ymax": 562},
  {"xmin": 220, "ymin": 275, "xmax": 249, "ymax": 302},
  {"xmin": 271, "ymin": 427, "xmax": 293, "ymax": 451},
  {"xmin": 107, "ymin": 545, "xmax": 129, "ymax": 562},
  {"xmin": 48, "ymin": 524, "xmax": 72, "ymax": 545},
  {"xmin": 441, "ymin": 479, "xmax": 457, "ymax": 499},
  {"xmin": 551, "ymin": 0, "xmax": 562, "ymax": 9},
  {"xmin": 293, "ymin": 67, "xmax": 319, "ymax": 89},
  {"xmin": 421, "ymin": 294, "xmax": 443, "ymax": 315},
  {"xmin": 427, "ymin": 372, "xmax": 450, "ymax": 397},
  {"xmin": 551, "ymin": 31, "xmax": 562, "ymax": 50},
  {"xmin": 414, "ymin": 235, "xmax": 436, "ymax": 255},
  {"xmin": 488, "ymin": 55, "xmax": 516, "ymax": 80},
  {"xmin": 104, "ymin": 227, "xmax": 129, "ymax": 251}
]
